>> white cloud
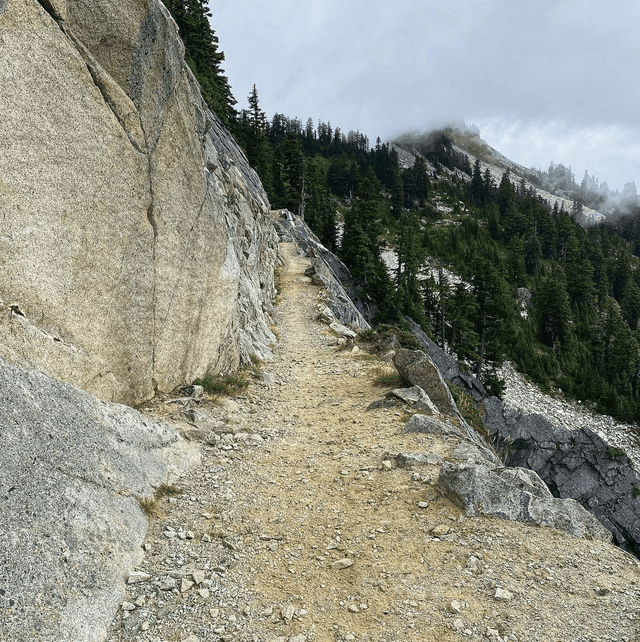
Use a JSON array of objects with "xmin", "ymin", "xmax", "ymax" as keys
[{"xmin": 472, "ymin": 116, "xmax": 640, "ymax": 191}]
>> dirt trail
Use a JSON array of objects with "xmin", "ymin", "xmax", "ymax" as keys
[{"xmin": 107, "ymin": 243, "xmax": 640, "ymax": 642}]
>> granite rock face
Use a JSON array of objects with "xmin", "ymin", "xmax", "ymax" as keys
[
  {"xmin": 0, "ymin": 356, "xmax": 198, "ymax": 642},
  {"xmin": 485, "ymin": 397, "xmax": 640, "ymax": 556},
  {"xmin": 404, "ymin": 316, "xmax": 640, "ymax": 555},
  {"xmin": 0, "ymin": 0, "xmax": 278, "ymax": 404},
  {"xmin": 393, "ymin": 348, "xmax": 459, "ymax": 416}
]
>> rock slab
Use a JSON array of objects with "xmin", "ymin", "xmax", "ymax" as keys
[
  {"xmin": 0, "ymin": 356, "xmax": 198, "ymax": 642},
  {"xmin": 438, "ymin": 461, "xmax": 612, "ymax": 542}
]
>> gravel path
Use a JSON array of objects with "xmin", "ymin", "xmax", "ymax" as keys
[{"xmin": 105, "ymin": 244, "xmax": 640, "ymax": 642}]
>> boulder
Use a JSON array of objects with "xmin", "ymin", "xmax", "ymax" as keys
[
  {"xmin": 396, "ymin": 452, "xmax": 443, "ymax": 468},
  {"xmin": 404, "ymin": 413, "xmax": 462, "ymax": 438},
  {"xmin": 388, "ymin": 385, "xmax": 439, "ymax": 414},
  {"xmin": 482, "ymin": 396, "xmax": 640, "ymax": 556},
  {"xmin": 403, "ymin": 316, "xmax": 488, "ymax": 402},
  {"xmin": 0, "ymin": 356, "xmax": 198, "ymax": 641},
  {"xmin": 438, "ymin": 461, "xmax": 612, "ymax": 542},
  {"xmin": 0, "ymin": 0, "xmax": 278, "ymax": 404},
  {"xmin": 393, "ymin": 348, "xmax": 458, "ymax": 416}
]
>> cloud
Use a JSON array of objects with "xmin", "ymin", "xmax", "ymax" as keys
[{"xmin": 471, "ymin": 116, "xmax": 640, "ymax": 191}]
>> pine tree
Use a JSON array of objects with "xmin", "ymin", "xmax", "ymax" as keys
[{"xmin": 165, "ymin": 0, "xmax": 236, "ymax": 125}]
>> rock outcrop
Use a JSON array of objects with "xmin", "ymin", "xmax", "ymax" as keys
[
  {"xmin": 404, "ymin": 314, "xmax": 640, "ymax": 556},
  {"xmin": 0, "ymin": 356, "xmax": 198, "ymax": 642},
  {"xmin": 484, "ymin": 397, "xmax": 640, "ymax": 557},
  {"xmin": 438, "ymin": 461, "xmax": 612, "ymax": 542},
  {"xmin": 0, "ymin": 0, "xmax": 278, "ymax": 405}
]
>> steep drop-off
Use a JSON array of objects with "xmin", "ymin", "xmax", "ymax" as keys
[{"xmin": 0, "ymin": 0, "xmax": 278, "ymax": 404}]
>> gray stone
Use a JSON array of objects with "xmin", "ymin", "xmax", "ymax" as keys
[
  {"xmin": 396, "ymin": 452, "xmax": 443, "ymax": 468},
  {"xmin": 0, "ymin": 357, "xmax": 198, "ymax": 642},
  {"xmin": 437, "ymin": 461, "xmax": 612, "ymax": 542},
  {"xmin": 192, "ymin": 570, "xmax": 206, "ymax": 585},
  {"xmin": 388, "ymin": 385, "xmax": 439, "ymax": 414},
  {"xmin": 181, "ymin": 578, "xmax": 195, "ymax": 593},
  {"xmin": 451, "ymin": 442, "xmax": 495, "ymax": 464},
  {"xmin": 403, "ymin": 316, "xmax": 488, "ymax": 402},
  {"xmin": 482, "ymin": 396, "xmax": 640, "ymax": 556},
  {"xmin": 494, "ymin": 588, "xmax": 514, "ymax": 601},
  {"xmin": 329, "ymin": 321, "xmax": 357, "ymax": 339},
  {"xmin": 330, "ymin": 558, "xmax": 354, "ymax": 570},
  {"xmin": 404, "ymin": 414, "xmax": 462, "ymax": 437},
  {"xmin": 393, "ymin": 348, "xmax": 458, "ymax": 416},
  {"xmin": 127, "ymin": 571, "xmax": 151, "ymax": 584},
  {"xmin": 281, "ymin": 604, "xmax": 295, "ymax": 621}
]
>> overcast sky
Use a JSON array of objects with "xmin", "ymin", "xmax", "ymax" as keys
[{"xmin": 212, "ymin": 0, "xmax": 640, "ymax": 192}]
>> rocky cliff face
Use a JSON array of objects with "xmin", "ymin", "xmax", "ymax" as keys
[{"xmin": 0, "ymin": 0, "xmax": 278, "ymax": 405}]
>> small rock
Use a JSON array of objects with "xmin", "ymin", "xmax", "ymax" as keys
[
  {"xmin": 331, "ymin": 558, "xmax": 354, "ymax": 570},
  {"xmin": 281, "ymin": 604, "xmax": 295, "ymax": 622},
  {"xmin": 192, "ymin": 570, "xmax": 206, "ymax": 585},
  {"xmin": 198, "ymin": 588, "xmax": 210, "ymax": 599},
  {"xmin": 495, "ymin": 588, "xmax": 514, "ymax": 601},
  {"xmin": 134, "ymin": 595, "xmax": 146, "ymax": 607},
  {"xmin": 450, "ymin": 600, "xmax": 461, "ymax": 614},
  {"xmin": 348, "ymin": 604, "xmax": 359, "ymax": 613},
  {"xmin": 417, "ymin": 501, "xmax": 429, "ymax": 509},
  {"xmin": 381, "ymin": 460, "xmax": 392, "ymax": 471},
  {"xmin": 183, "ymin": 636, "xmax": 199, "ymax": 642},
  {"xmin": 431, "ymin": 524, "xmax": 450, "ymax": 537},
  {"xmin": 202, "ymin": 533, "xmax": 212, "ymax": 543},
  {"xmin": 187, "ymin": 408, "xmax": 207, "ymax": 423},
  {"xmin": 127, "ymin": 571, "xmax": 151, "ymax": 584},
  {"xmin": 290, "ymin": 635, "xmax": 307, "ymax": 642},
  {"xmin": 140, "ymin": 622, "xmax": 150, "ymax": 631},
  {"xmin": 121, "ymin": 602, "xmax": 136, "ymax": 612},
  {"xmin": 191, "ymin": 384, "xmax": 204, "ymax": 398},
  {"xmin": 181, "ymin": 578, "xmax": 195, "ymax": 593},
  {"xmin": 160, "ymin": 577, "xmax": 177, "ymax": 590}
]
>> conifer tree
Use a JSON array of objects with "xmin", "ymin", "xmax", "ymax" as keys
[{"xmin": 165, "ymin": 0, "xmax": 236, "ymax": 125}]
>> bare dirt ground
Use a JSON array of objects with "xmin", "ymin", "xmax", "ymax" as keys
[{"xmin": 106, "ymin": 243, "xmax": 640, "ymax": 642}]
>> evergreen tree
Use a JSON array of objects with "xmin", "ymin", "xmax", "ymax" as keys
[
  {"xmin": 534, "ymin": 267, "xmax": 572, "ymax": 349},
  {"xmin": 165, "ymin": 0, "xmax": 236, "ymax": 125}
]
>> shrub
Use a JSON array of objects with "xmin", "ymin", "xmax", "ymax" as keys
[{"xmin": 359, "ymin": 323, "xmax": 421, "ymax": 351}]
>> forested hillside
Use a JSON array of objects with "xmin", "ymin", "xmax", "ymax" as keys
[{"xmin": 167, "ymin": 0, "xmax": 640, "ymax": 424}]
